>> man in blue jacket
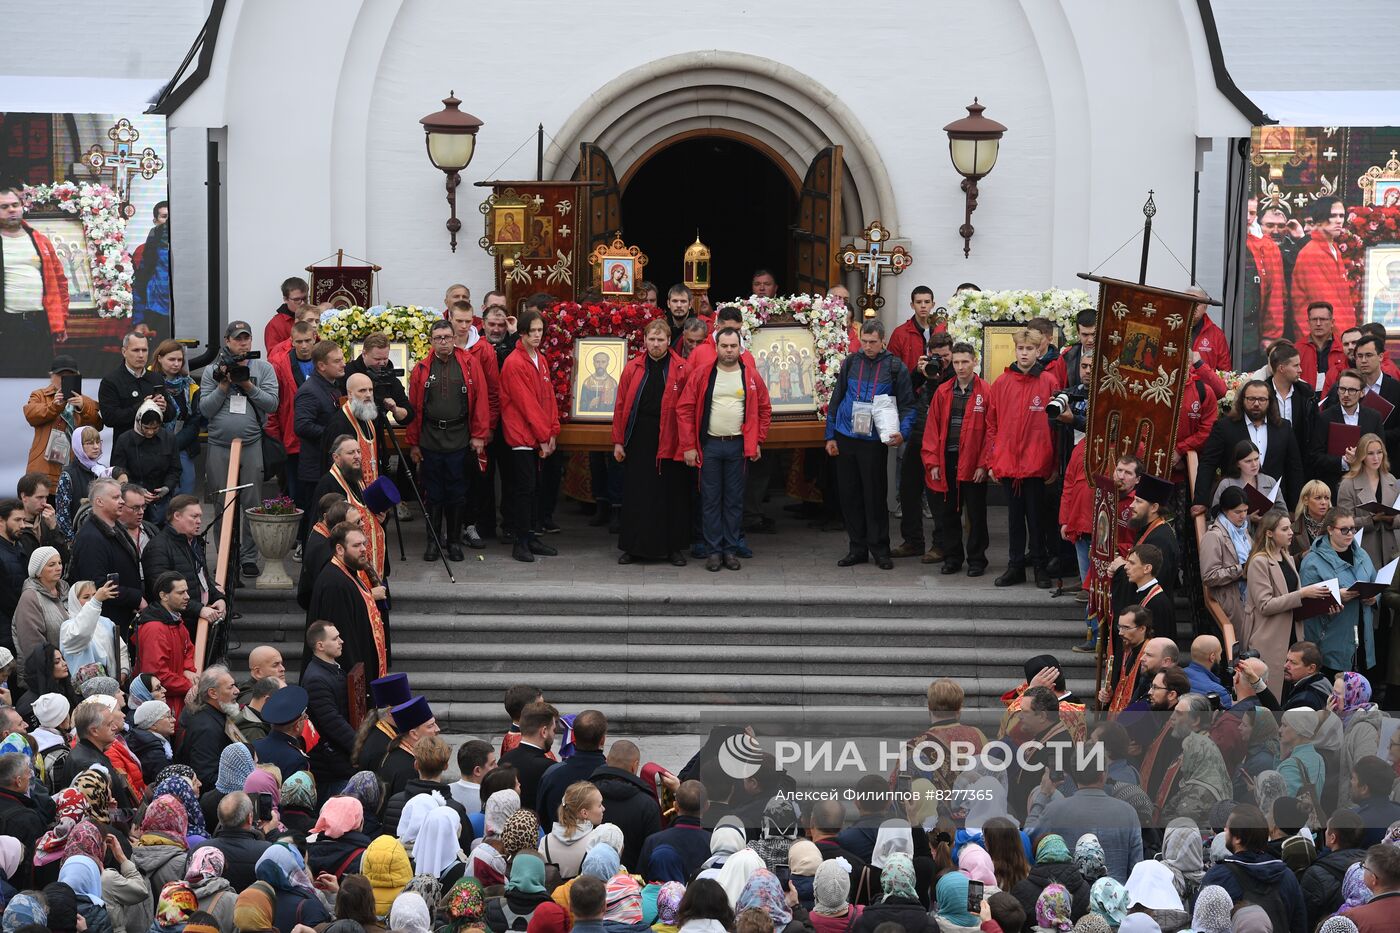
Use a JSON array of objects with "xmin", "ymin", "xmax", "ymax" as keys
[
  {"xmin": 824, "ymin": 320, "xmax": 915, "ymax": 569},
  {"xmin": 1183, "ymin": 634, "xmax": 1233, "ymax": 709},
  {"xmin": 1201, "ymin": 804, "xmax": 1308, "ymax": 933}
]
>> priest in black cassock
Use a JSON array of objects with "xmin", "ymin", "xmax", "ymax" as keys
[
  {"xmin": 379, "ymin": 694, "xmax": 441, "ymax": 799},
  {"xmin": 1108, "ymin": 473, "xmax": 1180, "ymax": 622},
  {"xmin": 298, "ymin": 494, "xmax": 356, "ymax": 612},
  {"xmin": 354, "ymin": 673, "xmax": 412, "ymax": 773},
  {"xmin": 307, "ymin": 523, "xmax": 389, "ymax": 709}
]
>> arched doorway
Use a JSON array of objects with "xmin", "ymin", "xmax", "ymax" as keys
[{"xmin": 620, "ymin": 134, "xmax": 798, "ymax": 300}]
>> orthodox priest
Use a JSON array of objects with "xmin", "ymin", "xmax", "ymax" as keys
[
  {"xmin": 308, "ymin": 523, "xmax": 388, "ymax": 710},
  {"xmin": 324, "ymin": 373, "xmax": 382, "ymax": 487},
  {"xmin": 314, "ymin": 434, "xmax": 389, "ymax": 582}
]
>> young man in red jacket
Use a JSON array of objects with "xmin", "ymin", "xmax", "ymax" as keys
[
  {"xmin": 263, "ymin": 275, "xmax": 308, "ymax": 351},
  {"xmin": 135, "ymin": 571, "xmax": 197, "ymax": 724},
  {"xmin": 1189, "ymin": 288, "xmax": 1233, "ymax": 374},
  {"xmin": 265, "ymin": 320, "xmax": 320, "ymax": 516},
  {"xmin": 449, "ymin": 299, "xmax": 502, "ymax": 548},
  {"xmin": 984, "ymin": 329, "xmax": 1061, "ymax": 587},
  {"xmin": 406, "ymin": 320, "xmax": 491, "ymax": 562},
  {"xmin": 1291, "ymin": 197, "xmax": 1356, "ymax": 336},
  {"xmin": 921, "ymin": 342, "xmax": 991, "ymax": 576},
  {"xmin": 887, "ymin": 286, "xmax": 938, "ymax": 381},
  {"xmin": 1297, "ymin": 301, "xmax": 1347, "ymax": 394},
  {"xmin": 675, "ymin": 329, "xmax": 772, "ymax": 571},
  {"xmin": 499, "ymin": 311, "xmax": 561, "ymax": 563}
]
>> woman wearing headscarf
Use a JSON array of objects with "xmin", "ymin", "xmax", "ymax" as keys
[
  {"xmin": 484, "ymin": 852, "xmax": 553, "ymax": 933},
  {"xmin": 465, "ymin": 789, "xmax": 519, "ymax": 886},
  {"xmin": 152, "ymin": 765, "xmax": 208, "ymax": 840},
  {"xmin": 59, "ymin": 578, "xmax": 126, "ymax": 686},
  {"xmin": 1321, "ymin": 917, "xmax": 1362, "ymax": 933},
  {"xmin": 1088, "ymin": 879, "xmax": 1130, "ymax": 930},
  {"xmin": 1160, "ymin": 720, "xmax": 1234, "ymax": 828},
  {"xmin": 186, "ymin": 846, "xmax": 236, "ymax": 932},
  {"xmin": 0, "ymin": 836, "xmax": 18, "ymax": 908},
  {"xmin": 150, "ymin": 880, "xmax": 200, "ymax": 933},
  {"xmin": 1254, "ymin": 770, "xmax": 1289, "ymax": 827},
  {"xmin": 1278, "ymin": 709, "xmax": 1328, "ymax": 799},
  {"xmin": 15, "ymin": 641, "xmax": 77, "ymax": 727},
  {"xmin": 738, "ymin": 867, "xmax": 814, "ymax": 933},
  {"xmin": 958, "ymin": 843, "xmax": 999, "ymax": 890},
  {"xmin": 698, "ymin": 820, "xmax": 747, "ymax": 875},
  {"xmin": 339, "ymin": 770, "xmax": 383, "ymax": 837},
  {"xmin": 396, "ymin": 792, "xmax": 444, "ymax": 856},
  {"xmin": 718, "ymin": 849, "xmax": 767, "ymax": 909},
  {"xmin": 1, "ymin": 891, "xmax": 46, "ymax": 932},
  {"xmin": 750, "ymin": 796, "xmax": 800, "ymax": 871},
  {"xmin": 308, "ymin": 796, "xmax": 372, "ymax": 879},
  {"xmin": 646, "ymin": 844, "xmax": 690, "ymax": 885},
  {"xmin": 1012, "ymin": 836, "xmax": 1088, "ymax": 922},
  {"xmin": 1159, "ymin": 820, "xmax": 1204, "ymax": 902},
  {"xmin": 245, "ymin": 768, "xmax": 286, "ymax": 837},
  {"xmin": 58, "ymin": 854, "xmax": 116, "ymax": 933},
  {"xmin": 1187, "ymin": 885, "xmax": 1231, "ymax": 933},
  {"xmin": 256, "ymin": 843, "xmax": 330, "ymax": 933},
  {"xmin": 1122, "ymin": 862, "xmax": 1185, "ymax": 933},
  {"xmin": 279, "ymin": 770, "xmax": 317, "ymax": 836},
  {"xmin": 363, "ymin": 835, "xmax": 413, "ymax": 920},
  {"xmin": 201, "ymin": 742, "xmax": 256, "ymax": 831},
  {"xmin": 810, "ymin": 858, "xmax": 862, "ymax": 933},
  {"xmin": 233, "ymin": 881, "xmax": 279, "ymax": 933},
  {"xmin": 789, "ymin": 839, "xmax": 823, "ymax": 910},
  {"xmin": 389, "ymin": 891, "xmax": 433, "ymax": 933},
  {"xmin": 415, "ymin": 805, "xmax": 469, "ymax": 887},
  {"xmin": 652, "ymin": 881, "xmax": 686, "ymax": 933},
  {"xmin": 11, "ymin": 546, "xmax": 69, "ymax": 667},
  {"xmin": 1035, "ymin": 884, "xmax": 1074, "ymax": 933},
  {"xmin": 1241, "ymin": 710, "xmax": 1280, "ymax": 782},
  {"xmin": 929, "ymin": 870, "xmax": 980, "ymax": 933},
  {"xmin": 1071, "ymin": 836, "xmax": 1106, "ymax": 886},
  {"xmin": 1333, "ymin": 672, "xmax": 1382, "ymax": 809},
  {"xmin": 440, "ymin": 877, "xmax": 487, "ymax": 933},
  {"xmin": 1071, "ymin": 916, "xmax": 1112, "ymax": 933},
  {"xmin": 605, "ymin": 867, "xmax": 647, "ymax": 927},
  {"xmin": 121, "ymin": 794, "xmax": 191, "ymax": 933},
  {"xmin": 42, "ymin": 881, "xmax": 81, "ymax": 933},
  {"xmin": 1199, "ymin": 486, "xmax": 1252, "ymax": 639}
]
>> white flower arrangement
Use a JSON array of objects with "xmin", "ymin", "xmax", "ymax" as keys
[
  {"xmin": 319, "ymin": 304, "xmax": 443, "ymax": 360},
  {"xmin": 717, "ymin": 293, "xmax": 852, "ymax": 415},
  {"xmin": 22, "ymin": 182, "xmax": 133, "ymax": 318},
  {"xmin": 944, "ymin": 288, "xmax": 1094, "ymax": 347}
]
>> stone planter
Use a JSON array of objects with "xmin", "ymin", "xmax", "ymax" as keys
[{"xmin": 245, "ymin": 508, "xmax": 303, "ymax": 589}]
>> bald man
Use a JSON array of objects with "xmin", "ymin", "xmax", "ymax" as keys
[
  {"xmin": 591, "ymin": 738, "xmax": 665, "ymax": 871},
  {"xmin": 320, "ymin": 372, "xmax": 381, "ymax": 484},
  {"xmin": 238, "ymin": 645, "xmax": 286, "ymax": 702},
  {"xmin": 1184, "ymin": 634, "xmax": 1232, "ymax": 708}
]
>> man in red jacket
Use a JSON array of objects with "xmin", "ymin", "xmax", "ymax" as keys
[
  {"xmin": 887, "ymin": 285, "xmax": 937, "ymax": 381},
  {"xmin": 676, "ymin": 329, "xmax": 772, "ymax": 571},
  {"xmin": 1297, "ymin": 301, "xmax": 1347, "ymax": 394},
  {"xmin": 921, "ymin": 342, "xmax": 990, "ymax": 576},
  {"xmin": 499, "ymin": 311, "xmax": 561, "ymax": 563},
  {"xmin": 406, "ymin": 319, "xmax": 491, "ymax": 562},
  {"xmin": 0, "ymin": 186, "xmax": 69, "ymax": 373},
  {"xmin": 448, "ymin": 298, "xmax": 502, "ymax": 548},
  {"xmin": 1292, "ymin": 197, "xmax": 1356, "ymax": 337},
  {"xmin": 1244, "ymin": 199, "xmax": 1286, "ymax": 345},
  {"xmin": 984, "ymin": 329, "xmax": 1061, "ymax": 588},
  {"xmin": 265, "ymin": 320, "xmax": 320, "ymax": 509},
  {"xmin": 264, "ymin": 276, "xmax": 309, "ymax": 351},
  {"xmin": 1189, "ymin": 288, "xmax": 1233, "ymax": 373},
  {"xmin": 135, "ymin": 571, "xmax": 197, "ymax": 723}
]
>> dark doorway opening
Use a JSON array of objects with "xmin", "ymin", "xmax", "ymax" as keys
[{"xmin": 620, "ymin": 135, "xmax": 797, "ymax": 303}]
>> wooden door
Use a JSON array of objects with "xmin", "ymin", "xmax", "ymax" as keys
[
  {"xmin": 791, "ymin": 145, "xmax": 843, "ymax": 294},
  {"xmin": 574, "ymin": 142, "xmax": 621, "ymax": 241}
]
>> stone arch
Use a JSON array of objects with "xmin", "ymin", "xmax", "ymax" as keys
[{"xmin": 542, "ymin": 50, "xmax": 898, "ymax": 236}]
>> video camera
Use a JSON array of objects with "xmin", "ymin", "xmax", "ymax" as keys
[
  {"xmin": 367, "ymin": 363, "xmax": 405, "ymax": 405},
  {"xmin": 1045, "ymin": 385, "xmax": 1088, "ymax": 420},
  {"xmin": 214, "ymin": 346, "xmax": 261, "ymax": 384}
]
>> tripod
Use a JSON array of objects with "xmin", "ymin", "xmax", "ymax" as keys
[{"xmin": 377, "ymin": 412, "xmax": 457, "ymax": 584}]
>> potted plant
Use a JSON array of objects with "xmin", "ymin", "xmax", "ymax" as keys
[{"xmin": 245, "ymin": 496, "xmax": 303, "ymax": 589}]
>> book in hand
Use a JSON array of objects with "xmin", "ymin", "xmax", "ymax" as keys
[
  {"xmin": 1328, "ymin": 422, "xmax": 1362, "ymax": 457},
  {"xmin": 1295, "ymin": 577, "xmax": 1342, "ymax": 620},
  {"xmin": 1244, "ymin": 482, "xmax": 1276, "ymax": 516},
  {"xmin": 1350, "ymin": 557, "xmax": 1398, "ymax": 598},
  {"xmin": 1360, "ymin": 499, "xmax": 1400, "ymax": 518},
  {"xmin": 1362, "ymin": 391, "xmax": 1396, "ymax": 421}
]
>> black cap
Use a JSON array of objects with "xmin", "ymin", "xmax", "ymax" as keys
[
  {"xmin": 261, "ymin": 685, "xmax": 309, "ymax": 725},
  {"xmin": 224, "ymin": 320, "xmax": 253, "ymax": 338},
  {"xmin": 50, "ymin": 356, "xmax": 79, "ymax": 375},
  {"xmin": 1136, "ymin": 473, "xmax": 1176, "ymax": 506}
]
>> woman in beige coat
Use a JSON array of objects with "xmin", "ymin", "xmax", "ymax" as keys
[
  {"xmin": 1243, "ymin": 511, "xmax": 1333, "ymax": 697},
  {"xmin": 1200, "ymin": 486, "xmax": 1252, "ymax": 646},
  {"xmin": 1337, "ymin": 432, "xmax": 1400, "ymax": 571}
]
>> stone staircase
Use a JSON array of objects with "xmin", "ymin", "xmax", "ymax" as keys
[{"xmin": 229, "ymin": 580, "xmax": 1095, "ymax": 733}]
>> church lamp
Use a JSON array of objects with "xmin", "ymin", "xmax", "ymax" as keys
[
  {"xmin": 683, "ymin": 234, "xmax": 711, "ymax": 293},
  {"xmin": 420, "ymin": 92, "xmax": 484, "ymax": 252},
  {"xmin": 943, "ymin": 98, "xmax": 1006, "ymax": 258}
]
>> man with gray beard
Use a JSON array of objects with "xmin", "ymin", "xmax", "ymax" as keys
[
  {"xmin": 322, "ymin": 373, "xmax": 381, "ymax": 484},
  {"xmin": 177, "ymin": 664, "xmax": 246, "ymax": 790},
  {"xmin": 1161, "ymin": 693, "xmax": 1231, "ymax": 825}
]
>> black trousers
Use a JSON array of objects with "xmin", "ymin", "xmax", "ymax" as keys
[
  {"xmin": 1004, "ymin": 476, "xmax": 1047, "ymax": 570},
  {"xmin": 938, "ymin": 454, "xmax": 989, "ymax": 569},
  {"xmin": 836, "ymin": 434, "xmax": 891, "ymax": 557},
  {"xmin": 481, "ymin": 432, "xmax": 512, "ymax": 535},
  {"xmin": 898, "ymin": 432, "xmax": 938, "ymax": 547},
  {"xmin": 508, "ymin": 449, "xmax": 541, "ymax": 539}
]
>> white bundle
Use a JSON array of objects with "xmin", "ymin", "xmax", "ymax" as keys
[{"xmin": 872, "ymin": 394, "xmax": 900, "ymax": 442}]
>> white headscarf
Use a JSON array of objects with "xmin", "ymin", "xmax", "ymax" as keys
[
  {"xmin": 484, "ymin": 789, "xmax": 520, "ymax": 836},
  {"xmin": 588, "ymin": 823, "xmax": 625, "ymax": 854},
  {"xmin": 710, "ymin": 824, "xmax": 746, "ymax": 857},
  {"xmin": 389, "ymin": 891, "xmax": 432, "ymax": 933},
  {"xmin": 1124, "ymin": 860, "xmax": 1184, "ymax": 912},
  {"xmin": 963, "ymin": 775, "xmax": 1011, "ymax": 832},
  {"xmin": 412, "ymin": 805, "xmax": 463, "ymax": 879},
  {"xmin": 871, "ymin": 819, "xmax": 915, "ymax": 870},
  {"xmin": 397, "ymin": 792, "xmax": 443, "ymax": 848},
  {"xmin": 716, "ymin": 848, "xmax": 766, "ymax": 907}
]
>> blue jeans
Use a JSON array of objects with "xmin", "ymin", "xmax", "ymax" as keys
[
  {"xmin": 421, "ymin": 447, "xmax": 469, "ymax": 507},
  {"xmin": 700, "ymin": 436, "xmax": 745, "ymax": 556},
  {"xmin": 177, "ymin": 450, "xmax": 197, "ymax": 496},
  {"xmin": 1075, "ymin": 536, "xmax": 1093, "ymax": 634}
]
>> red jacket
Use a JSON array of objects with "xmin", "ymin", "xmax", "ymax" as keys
[
  {"xmin": 0, "ymin": 223, "xmax": 69, "ymax": 336},
  {"xmin": 461, "ymin": 335, "xmax": 501, "ymax": 431},
  {"xmin": 265, "ymin": 341, "xmax": 307, "ymax": 453},
  {"xmin": 921, "ymin": 376, "xmax": 991, "ymax": 492},
  {"xmin": 135, "ymin": 610, "xmax": 195, "ymax": 723},
  {"xmin": 1192, "ymin": 315, "xmax": 1233, "ymax": 373},
  {"xmin": 611, "ymin": 350, "xmax": 687, "ymax": 462},
  {"xmin": 1290, "ymin": 229, "xmax": 1356, "ymax": 335},
  {"xmin": 674, "ymin": 355, "xmax": 772, "ymax": 466},
  {"xmin": 687, "ymin": 332, "xmax": 756, "ymax": 371},
  {"xmin": 983, "ymin": 364, "xmax": 1060, "ymax": 480},
  {"xmin": 1174, "ymin": 370, "xmax": 1219, "ymax": 480},
  {"xmin": 264, "ymin": 305, "xmax": 294, "ymax": 351},
  {"xmin": 498, "ymin": 345, "xmax": 560, "ymax": 449},
  {"xmin": 105, "ymin": 738, "xmax": 147, "ymax": 801},
  {"xmin": 1298, "ymin": 334, "xmax": 1347, "ymax": 395},
  {"xmin": 405, "ymin": 347, "xmax": 492, "ymax": 447},
  {"xmin": 886, "ymin": 317, "xmax": 931, "ymax": 374},
  {"xmin": 1246, "ymin": 234, "xmax": 1287, "ymax": 340},
  {"xmin": 1059, "ymin": 438, "xmax": 1092, "ymax": 539}
]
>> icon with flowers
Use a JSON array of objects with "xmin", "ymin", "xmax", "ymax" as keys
[
  {"xmin": 541, "ymin": 300, "xmax": 665, "ymax": 421},
  {"xmin": 320, "ymin": 304, "xmax": 443, "ymax": 361},
  {"xmin": 22, "ymin": 182, "xmax": 134, "ymax": 318},
  {"xmin": 716, "ymin": 294, "xmax": 851, "ymax": 416}
]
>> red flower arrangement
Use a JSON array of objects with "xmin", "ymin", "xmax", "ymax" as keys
[
  {"xmin": 1341, "ymin": 205, "xmax": 1400, "ymax": 309},
  {"xmin": 540, "ymin": 300, "xmax": 665, "ymax": 422}
]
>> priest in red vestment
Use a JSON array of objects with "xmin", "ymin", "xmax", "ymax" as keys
[{"xmin": 307, "ymin": 524, "xmax": 388, "ymax": 710}]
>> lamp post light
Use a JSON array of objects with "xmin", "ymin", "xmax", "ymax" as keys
[
  {"xmin": 943, "ymin": 98, "xmax": 1006, "ymax": 259},
  {"xmin": 420, "ymin": 91, "xmax": 483, "ymax": 252}
]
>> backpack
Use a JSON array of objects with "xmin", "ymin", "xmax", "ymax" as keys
[{"xmin": 1227, "ymin": 862, "xmax": 1292, "ymax": 933}]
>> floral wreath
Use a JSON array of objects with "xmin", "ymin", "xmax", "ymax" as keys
[
  {"xmin": 944, "ymin": 288, "xmax": 1094, "ymax": 348},
  {"xmin": 540, "ymin": 300, "xmax": 665, "ymax": 422},
  {"xmin": 319, "ymin": 304, "xmax": 443, "ymax": 361},
  {"xmin": 716, "ymin": 293, "xmax": 851, "ymax": 416},
  {"xmin": 1340, "ymin": 204, "xmax": 1400, "ymax": 312},
  {"xmin": 21, "ymin": 182, "xmax": 133, "ymax": 318}
]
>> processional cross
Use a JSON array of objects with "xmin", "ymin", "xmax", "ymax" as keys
[
  {"xmin": 82, "ymin": 119, "xmax": 165, "ymax": 218},
  {"xmin": 838, "ymin": 220, "xmax": 912, "ymax": 317}
]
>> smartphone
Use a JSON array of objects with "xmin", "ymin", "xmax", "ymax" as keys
[
  {"xmin": 774, "ymin": 863, "xmax": 791, "ymax": 892},
  {"xmin": 253, "ymin": 792, "xmax": 274, "ymax": 822},
  {"xmin": 968, "ymin": 880, "xmax": 985, "ymax": 915},
  {"xmin": 105, "ymin": 573, "xmax": 120, "ymax": 586},
  {"xmin": 60, "ymin": 374, "xmax": 82, "ymax": 398}
]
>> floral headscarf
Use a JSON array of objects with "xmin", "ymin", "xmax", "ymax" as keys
[
  {"xmin": 1339, "ymin": 862, "xmax": 1373, "ymax": 913},
  {"xmin": 1332, "ymin": 672, "xmax": 1375, "ymax": 725},
  {"xmin": 35, "ymin": 817, "xmax": 77, "ymax": 866},
  {"xmin": 151, "ymin": 774, "xmax": 207, "ymax": 837},
  {"xmin": 1384, "ymin": 821, "xmax": 1400, "ymax": 846},
  {"xmin": 737, "ymin": 868, "xmax": 792, "ymax": 926},
  {"xmin": 233, "ymin": 881, "xmax": 276, "ymax": 931},
  {"xmin": 656, "ymin": 882, "xmax": 686, "ymax": 925},
  {"xmin": 156, "ymin": 880, "xmax": 199, "ymax": 926},
  {"xmin": 61, "ymin": 818, "xmax": 105, "ymax": 864},
  {"xmin": 1189, "ymin": 885, "xmax": 1232, "ymax": 933},
  {"xmin": 1073, "ymin": 834, "xmax": 1106, "ymax": 882},
  {"xmin": 0, "ymin": 892, "xmax": 45, "ymax": 933},
  {"xmin": 605, "ymin": 871, "xmax": 644, "ymax": 924},
  {"xmin": 156, "ymin": 763, "xmax": 197, "ymax": 786},
  {"xmin": 879, "ymin": 851, "xmax": 918, "ymax": 901},
  {"xmin": 185, "ymin": 846, "xmax": 226, "ymax": 886},
  {"xmin": 141, "ymin": 794, "xmax": 189, "ymax": 844},
  {"xmin": 1090, "ymin": 877, "xmax": 1131, "ymax": 928},
  {"xmin": 1254, "ymin": 771, "xmax": 1288, "ymax": 824},
  {"xmin": 72, "ymin": 769, "xmax": 113, "ymax": 822},
  {"xmin": 1037, "ymin": 883, "xmax": 1074, "ymax": 933},
  {"xmin": 0, "ymin": 734, "xmax": 29, "ymax": 761},
  {"xmin": 343, "ymin": 770, "xmax": 383, "ymax": 814},
  {"xmin": 256, "ymin": 842, "xmax": 316, "ymax": 898},
  {"xmin": 441, "ymin": 877, "xmax": 486, "ymax": 929},
  {"xmin": 282, "ymin": 770, "xmax": 317, "ymax": 811},
  {"xmin": 52, "ymin": 787, "xmax": 87, "ymax": 822},
  {"xmin": 1036, "ymin": 834, "xmax": 1072, "ymax": 864},
  {"xmin": 216, "ymin": 743, "xmax": 255, "ymax": 794},
  {"xmin": 499, "ymin": 808, "xmax": 539, "ymax": 857}
]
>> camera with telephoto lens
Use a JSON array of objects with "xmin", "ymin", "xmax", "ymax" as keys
[
  {"xmin": 1045, "ymin": 385, "xmax": 1088, "ymax": 420},
  {"xmin": 368, "ymin": 363, "xmax": 406, "ymax": 404},
  {"xmin": 214, "ymin": 346, "xmax": 261, "ymax": 384}
]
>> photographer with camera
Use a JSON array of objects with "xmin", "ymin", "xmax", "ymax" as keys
[
  {"xmin": 200, "ymin": 320, "xmax": 279, "ymax": 578},
  {"xmin": 892, "ymin": 332, "xmax": 954, "ymax": 560}
]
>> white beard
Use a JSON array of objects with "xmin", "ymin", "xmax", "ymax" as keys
[
  {"xmin": 350, "ymin": 398, "xmax": 378, "ymax": 423},
  {"xmin": 219, "ymin": 702, "xmax": 240, "ymax": 717}
]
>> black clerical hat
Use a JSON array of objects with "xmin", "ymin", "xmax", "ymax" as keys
[
  {"xmin": 1135, "ymin": 473, "xmax": 1175, "ymax": 505},
  {"xmin": 371, "ymin": 673, "xmax": 411, "ymax": 708},
  {"xmin": 392, "ymin": 696, "xmax": 434, "ymax": 733}
]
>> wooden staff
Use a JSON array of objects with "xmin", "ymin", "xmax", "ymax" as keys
[{"xmin": 197, "ymin": 438, "xmax": 242, "ymax": 672}]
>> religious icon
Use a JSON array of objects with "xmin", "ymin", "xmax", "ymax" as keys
[
  {"xmin": 525, "ymin": 216, "xmax": 555, "ymax": 260},
  {"xmin": 1116, "ymin": 320, "xmax": 1163, "ymax": 375},
  {"xmin": 1376, "ymin": 182, "xmax": 1400, "ymax": 209},
  {"xmin": 601, "ymin": 258, "xmax": 634, "ymax": 296},
  {"xmin": 570, "ymin": 336, "xmax": 627, "ymax": 422},
  {"xmin": 493, "ymin": 208, "xmax": 525, "ymax": 246},
  {"xmin": 979, "ymin": 323, "xmax": 1022, "ymax": 380},
  {"xmin": 1365, "ymin": 245, "xmax": 1400, "ymax": 331},
  {"xmin": 1257, "ymin": 126, "xmax": 1296, "ymax": 154},
  {"xmin": 26, "ymin": 214, "xmax": 95, "ymax": 310},
  {"xmin": 749, "ymin": 325, "xmax": 818, "ymax": 417}
]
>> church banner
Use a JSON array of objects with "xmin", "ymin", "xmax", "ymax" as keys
[
  {"xmin": 480, "ymin": 181, "xmax": 588, "ymax": 313},
  {"xmin": 1080, "ymin": 275, "xmax": 1196, "ymax": 674}
]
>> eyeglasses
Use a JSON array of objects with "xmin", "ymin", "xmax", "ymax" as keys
[
  {"xmin": 430, "ymin": 334, "xmax": 454, "ymax": 342},
  {"xmin": 1338, "ymin": 386, "xmax": 1362, "ymax": 394},
  {"xmin": 1333, "ymin": 526, "xmax": 1357, "ymax": 534}
]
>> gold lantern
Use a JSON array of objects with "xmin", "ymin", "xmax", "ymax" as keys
[{"xmin": 683, "ymin": 234, "xmax": 711, "ymax": 292}]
